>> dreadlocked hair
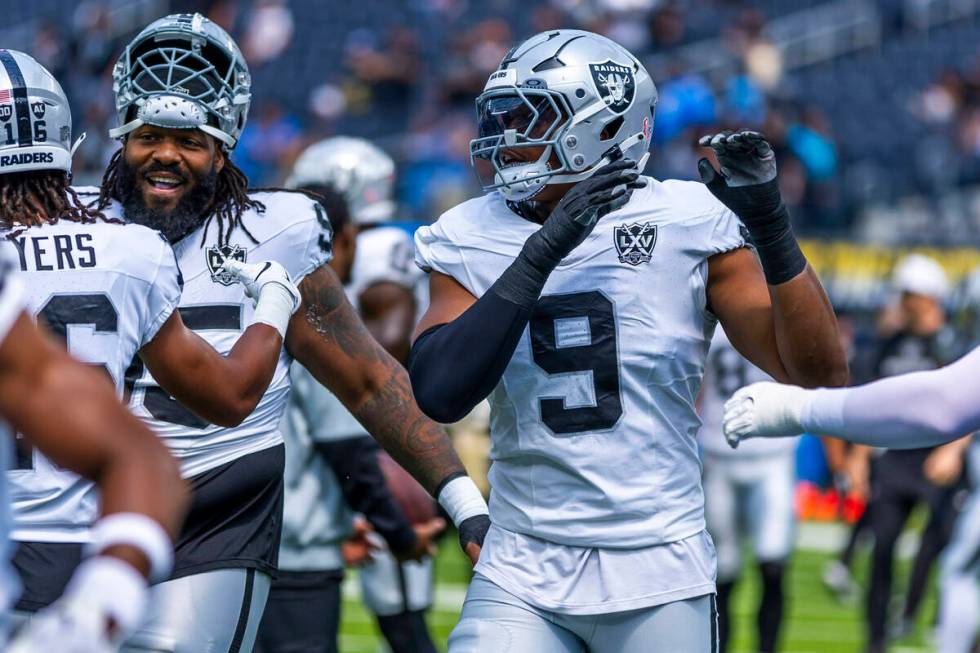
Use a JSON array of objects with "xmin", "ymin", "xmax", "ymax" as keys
[
  {"xmin": 0, "ymin": 170, "xmax": 118, "ymax": 239},
  {"xmin": 97, "ymin": 149, "xmax": 265, "ymax": 246}
]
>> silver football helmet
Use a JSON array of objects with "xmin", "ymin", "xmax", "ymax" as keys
[
  {"xmin": 286, "ymin": 137, "xmax": 396, "ymax": 224},
  {"xmin": 470, "ymin": 30, "xmax": 658, "ymax": 202},
  {"xmin": 110, "ymin": 13, "xmax": 251, "ymax": 151},
  {"xmin": 0, "ymin": 49, "xmax": 78, "ymax": 174}
]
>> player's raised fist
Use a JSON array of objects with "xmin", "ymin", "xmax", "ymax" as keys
[
  {"xmin": 722, "ymin": 381, "xmax": 809, "ymax": 448},
  {"xmin": 697, "ymin": 130, "xmax": 781, "ymax": 220},
  {"xmin": 219, "ymin": 259, "xmax": 302, "ymax": 313}
]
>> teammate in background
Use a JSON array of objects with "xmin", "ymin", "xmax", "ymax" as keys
[
  {"xmin": 0, "ymin": 50, "xmax": 188, "ymax": 652},
  {"xmin": 0, "ymin": 48, "xmax": 303, "ymax": 647},
  {"xmin": 257, "ymin": 178, "xmax": 441, "ymax": 653},
  {"xmin": 700, "ymin": 326, "xmax": 799, "ymax": 653},
  {"xmin": 410, "ymin": 30, "xmax": 846, "ymax": 652},
  {"xmin": 839, "ymin": 255, "xmax": 965, "ymax": 652},
  {"xmin": 726, "ymin": 259, "xmax": 980, "ymax": 653},
  {"xmin": 93, "ymin": 15, "xmax": 485, "ymax": 652}
]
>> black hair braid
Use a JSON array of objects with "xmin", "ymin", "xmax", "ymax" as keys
[
  {"xmin": 0, "ymin": 170, "xmax": 119, "ymax": 238},
  {"xmin": 98, "ymin": 149, "xmax": 266, "ymax": 246}
]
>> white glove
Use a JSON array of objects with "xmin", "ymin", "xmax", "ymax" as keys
[
  {"xmin": 8, "ymin": 556, "xmax": 147, "ymax": 653},
  {"xmin": 722, "ymin": 381, "xmax": 811, "ymax": 448},
  {"xmin": 219, "ymin": 259, "xmax": 302, "ymax": 338}
]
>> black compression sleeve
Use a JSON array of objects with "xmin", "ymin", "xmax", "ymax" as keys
[
  {"xmin": 409, "ymin": 288, "xmax": 533, "ymax": 424},
  {"xmin": 315, "ymin": 437, "xmax": 417, "ymax": 555}
]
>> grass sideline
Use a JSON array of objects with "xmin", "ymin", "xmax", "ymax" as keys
[{"xmin": 335, "ymin": 526, "xmax": 938, "ymax": 653}]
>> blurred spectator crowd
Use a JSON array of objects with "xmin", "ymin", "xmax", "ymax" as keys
[{"xmin": 9, "ymin": 0, "xmax": 980, "ymax": 241}]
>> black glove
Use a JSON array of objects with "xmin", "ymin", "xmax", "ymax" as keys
[
  {"xmin": 495, "ymin": 159, "xmax": 645, "ymax": 307},
  {"xmin": 698, "ymin": 131, "xmax": 805, "ymax": 285}
]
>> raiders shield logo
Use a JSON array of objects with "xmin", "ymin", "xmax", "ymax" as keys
[
  {"xmin": 30, "ymin": 101, "xmax": 45, "ymax": 119},
  {"xmin": 0, "ymin": 105, "xmax": 11, "ymax": 122},
  {"xmin": 206, "ymin": 244, "xmax": 247, "ymax": 285},
  {"xmin": 589, "ymin": 60, "xmax": 635, "ymax": 115},
  {"xmin": 614, "ymin": 222, "xmax": 657, "ymax": 266}
]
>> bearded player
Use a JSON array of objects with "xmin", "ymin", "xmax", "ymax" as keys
[
  {"xmin": 408, "ymin": 30, "xmax": 847, "ymax": 652},
  {"xmin": 92, "ymin": 14, "xmax": 485, "ymax": 652},
  {"xmin": 0, "ymin": 47, "xmax": 304, "ymax": 644}
]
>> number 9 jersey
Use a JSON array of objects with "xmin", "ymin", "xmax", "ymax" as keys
[{"xmin": 415, "ymin": 178, "xmax": 745, "ymax": 549}]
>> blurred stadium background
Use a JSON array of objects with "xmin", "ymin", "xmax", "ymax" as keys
[{"xmin": 6, "ymin": 0, "xmax": 980, "ymax": 651}]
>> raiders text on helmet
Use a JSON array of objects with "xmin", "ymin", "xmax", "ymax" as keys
[
  {"xmin": 470, "ymin": 30, "xmax": 658, "ymax": 202},
  {"xmin": 286, "ymin": 137, "xmax": 396, "ymax": 224},
  {"xmin": 0, "ymin": 50, "xmax": 78, "ymax": 174},
  {"xmin": 110, "ymin": 13, "xmax": 251, "ymax": 150}
]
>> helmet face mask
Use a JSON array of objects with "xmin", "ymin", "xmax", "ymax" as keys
[
  {"xmin": 469, "ymin": 30, "xmax": 658, "ymax": 201},
  {"xmin": 111, "ymin": 13, "xmax": 250, "ymax": 151},
  {"xmin": 471, "ymin": 87, "xmax": 573, "ymax": 201}
]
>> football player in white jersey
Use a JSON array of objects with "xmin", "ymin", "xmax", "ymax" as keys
[
  {"xmin": 0, "ymin": 50, "xmax": 191, "ymax": 652},
  {"xmin": 92, "ymin": 14, "xmax": 485, "ymax": 653},
  {"xmin": 409, "ymin": 30, "xmax": 847, "ymax": 652},
  {"xmin": 261, "ymin": 138, "xmax": 441, "ymax": 653},
  {"xmin": 0, "ymin": 252, "xmax": 187, "ymax": 653},
  {"xmin": 0, "ymin": 48, "xmax": 304, "ymax": 647},
  {"xmin": 700, "ymin": 326, "xmax": 799, "ymax": 653}
]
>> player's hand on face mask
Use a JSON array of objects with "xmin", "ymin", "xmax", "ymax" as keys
[
  {"xmin": 723, "ymin": 381, "xmax": 809, "ymax": 448},
  {"xmin": 398, "ymin": 517, "xmax": 446, "ymax": 562},
  {"xmin": 537, "ymin": 159, "xmax": 646, "ymax": 261},
  {"xmin": 698, "ymin": 130, "xmax": 780, "ymax": 218}
]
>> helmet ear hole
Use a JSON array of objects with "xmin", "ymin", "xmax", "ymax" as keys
[{"xmin": 599, "ymin": 116, "xmax": 624, "ymax": 141}]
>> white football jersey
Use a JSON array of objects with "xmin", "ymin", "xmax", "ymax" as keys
[
  {"xmin": 0, "ymin": 245, "xmax": 26, "ymax": 616},
  {"xmin": 415, "ymin": 178, "xmax": 745, "ymax": 549},
  {"xmin": 5, "ymin": 219, "xmax": 181, "ymax": 543},
  {"xmin": 347, "ymin": 226, "xmax": 421, "ymax": 303},
  {"xmin": 700, "ymin": 327, "xmax": 799, "ymax": 457},
  {"xmin": 106, "ymin": 190, "xmax": 333, "ymax": 477}
]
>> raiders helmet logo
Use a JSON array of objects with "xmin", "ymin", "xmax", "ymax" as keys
[
  {"xmin": 589, "ymin": 60, "xmax": 635, "ymax": 115},
  {"xmin": 0, "ymin": 105, "xmax": 12, "ymax": 122},
  {"xmin": 30, "ymin": 101, "xmax": 46, "ymax": 119},
  {"xmin": 206, "ymin": 244, "xmax": 247, "ymax": 285},
  {"xmin": 614, "ymin": 222, "xmax": 657, "ymax": 266}
]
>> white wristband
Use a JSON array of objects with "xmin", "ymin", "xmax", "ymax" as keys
[
  {"xmin": 437, "ymin": 476, "xmax": 488, "ymax": 528},
  {"xmin": 251, "ymin": 282, "xmax": 298, "ymax": 339},
  {"xmin": 85, "ymin": 513, "xmax": 173, "ymax": 583},
  {"xmin": 63, "ymin": 555, "xmax": 148, "ymax": 636}
]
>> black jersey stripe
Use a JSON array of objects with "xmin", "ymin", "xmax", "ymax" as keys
[{"xmin": 0, "ymin": 50, "xmax": 34, "ymax": 148}]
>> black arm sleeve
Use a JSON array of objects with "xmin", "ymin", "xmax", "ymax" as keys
[
  {"xmin": 315, "ymin": 436, "xmax": 417, "ymax": 555},
  {"xmin": 408, "ymin": 288, "xmax": 533, "ymax": 424}
]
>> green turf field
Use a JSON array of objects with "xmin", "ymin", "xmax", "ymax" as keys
[{"xmin": 337, "ymin": 524, "xmax": 939, "ymax": 653}]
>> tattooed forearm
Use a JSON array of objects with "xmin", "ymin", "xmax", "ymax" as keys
[
  {"xmin": 351, "ymin": 366, "xmax": 465, "ymax": 495},
  {"xmin": 289, "ymin": 265, "xmax": 466, "ymax": 495}
]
